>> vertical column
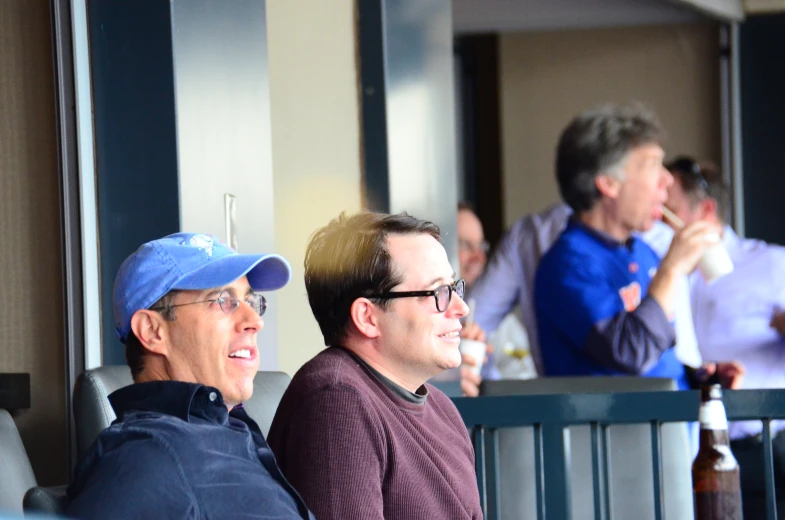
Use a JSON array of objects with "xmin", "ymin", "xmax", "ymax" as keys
[
  {"xmin": 740, "ymin": 14, "xmax": 785, "ymax": 244},
  {"xmin": 88, "ymin": 0, "xmax": 181, "ymax": 365},
  {"xmin": 359, "ymin": 0, "xmax": 460, "ymax": 266}
]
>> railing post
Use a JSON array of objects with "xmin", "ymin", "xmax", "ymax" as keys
[
  {"xmin": 542, "ymin": 423, "xmax": 572, "ymax": 520},
  {"xmin": 602, "ymin": 425, "xmax": 613, "ymax": 520},
  {"xmin": 590, "ymin": 422, "xmax": 611, "ymax": 520},
  {"xmin": 762, "ymin": 418, "xmax": 778, "ymax": 520},
  {"xmin": 484, "ymin": 428, "xmax": 501, "ymax": 520},
  {"xmin": 650, "ymin": 421, "xmax": 665, "ymax": 520},
  {"xmin": 473, "ymin": 426, "xmax": 487, "ymax": 516},
  {"xmin": 534, "ymin": 423, "xmax": 546, "ymax": 520}
]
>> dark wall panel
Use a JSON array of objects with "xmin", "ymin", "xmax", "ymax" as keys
[
  {"xmin": 88, "ymin": 0, "xmax": 181, "ymax": 364},
  {"xmin": 358, "ymin": 0, "xmax": 459, "ymax": 264},
  {"xmin": 456, "ymin": 34, "xmax": 503, "ymax": 247},
  {"xmin": 740, "ymin": 14, "xmax": 785, "ymax": 244}
]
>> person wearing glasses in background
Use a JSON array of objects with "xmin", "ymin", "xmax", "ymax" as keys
[
  {"xmin": 457, "ymin": 202, "xmax": 536, "ymax": 390},
  {"xmin": 457, "ymin": 202, "xmax": 491, "ymax": 290},
  {"xmin": 67, "ymin": 233, "xmax": 314, "ymax": 520},
  {"xmin": 267, "ymin": 212, "xmax": 483, "ymax": 520},
  {"xmin": 666, "ymin": 157, "xmax": 785, "ymax": 519}
]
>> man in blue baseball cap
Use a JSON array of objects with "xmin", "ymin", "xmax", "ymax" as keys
[{"xmin": 66, "ymin": 233, "xmax": 314, "ymax": 519}]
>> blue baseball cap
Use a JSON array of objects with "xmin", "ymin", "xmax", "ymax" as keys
[{"xmin": 113, "ymin": 232, "xmax": 291, "ymax": 343}]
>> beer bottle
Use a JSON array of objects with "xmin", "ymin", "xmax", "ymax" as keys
[{"xmin": 692, "ymin": 384, "xmax": 743, "ymax": 520}]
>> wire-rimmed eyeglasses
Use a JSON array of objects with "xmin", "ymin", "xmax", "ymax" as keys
[
  {"xmin": 150, "ymin": 291, "xmax": 267, "ymax": 317},
  {"xmin": 368, "ymin": 279, "xmax": 466, "ymax": 313},
  {"xmin": 459, "ymin": 239, "xmax": 490, "ymax": 255}
]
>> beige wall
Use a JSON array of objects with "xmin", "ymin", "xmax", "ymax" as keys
[
  {"xmin": 0, "ymin": 2, "xmax": 66, "ymax": 485},
  {"xmin": 267, "ymin": 0, "xmax": 363, "ymax": 377},
  {"xmin": 499, "ymin": 23, "xmax": 722, "ymax": 226}
]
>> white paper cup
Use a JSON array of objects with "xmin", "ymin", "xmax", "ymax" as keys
[
  {"xmin": 698, "ymin": 242, "xmax": 734, "ymax": 283},
  {"xmin": 459, "ymin": 339, "xmax": 486, "ymax": 375}
]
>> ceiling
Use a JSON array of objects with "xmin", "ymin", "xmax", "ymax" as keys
[{"xmin": 452, "ymin": 0, "xmax": 743, "ymax": 34}]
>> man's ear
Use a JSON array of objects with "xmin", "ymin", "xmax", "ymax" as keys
[
  {"xmin": 596, "ymin": 174, "xmax": 621, "ymax": 199},
  {"xmin": 349, "ymin": 298, "xmax": 381, "ymax": 340},
  {"xmin": 698, "ymin": 197, "xmax": 717, "ymax": 221},
  {"xmin": 130, "ymin": 310, "xmax": 169, "ymax": 356}
]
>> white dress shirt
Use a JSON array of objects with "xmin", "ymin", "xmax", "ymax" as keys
[{"xmin": 691, "ymin": 226, "xmax": 785, "ymax": 440}]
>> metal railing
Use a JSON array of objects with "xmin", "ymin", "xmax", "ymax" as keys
[{"xmin": 453, "ymin": 389, "xmax": 785, "ymax": 520}]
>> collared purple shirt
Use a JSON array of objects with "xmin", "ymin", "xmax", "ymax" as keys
[{"xmin": 469, "ymin": 204, "xmax": 572, "ymax": 376}]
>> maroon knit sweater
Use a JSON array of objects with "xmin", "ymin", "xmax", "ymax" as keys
[{"xmin": 267, "ymin": 347, "xmax": 483, "ymax": 520}]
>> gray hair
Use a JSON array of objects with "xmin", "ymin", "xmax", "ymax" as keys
[{"xmin": 556, "ymin": 103, "xmax": 666, "ymax": 213}]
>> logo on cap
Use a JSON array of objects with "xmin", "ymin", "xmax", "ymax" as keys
[{"xmin": 188, "ymin": 234, "xmax": 215, "ymax": 257}]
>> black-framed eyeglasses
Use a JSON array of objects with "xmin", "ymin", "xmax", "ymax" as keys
[
  {"xmin": 150, "ymin": 291, "xmax": 267, "ymax": 317},
  {"xmin": 368, "ymin": 279, "xmax": 465, "ymax": 313},
  {"xmin": 459, "ymin": 239, "xmax": 490, "ymax": 255},
  {"xmin": 667, "ymin": 157, "xmax": 708, "ymax": 194}
]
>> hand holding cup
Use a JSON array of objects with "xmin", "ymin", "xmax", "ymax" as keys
[{"xmin": 660, "ymin": 207, "xmax": 733, "ymax": 282}]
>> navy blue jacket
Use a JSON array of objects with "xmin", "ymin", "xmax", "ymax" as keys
[{"xmin": 66, "ymin": 381, "xmax": 314, "ymax": 519}]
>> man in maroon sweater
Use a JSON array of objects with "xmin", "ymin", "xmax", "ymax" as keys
[{"xmin": 267, "ymin": 212, "xmax": 483, "ymax": 520}]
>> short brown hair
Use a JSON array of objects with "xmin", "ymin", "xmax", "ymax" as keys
[
  {"xmin": 304, "ymin": 212, "xmax": 441, "ymax": 347},
  {"xmin": 667, "ymin": 157, "xmax": 731, "ymax": 224},
  {"xmin": 124, "ymin": 291, "xmax": 179, "ymax": 380},
  {"xmin": 457, "ymin": 201, "xmax": 475, "ymax": 213}
]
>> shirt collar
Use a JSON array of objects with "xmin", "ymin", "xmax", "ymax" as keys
[
  {"xmin": 342, "ymin": 348, "xmax": 428, "ymax": 404},
  {"xmin": 109, "ymin": 380, "xmax": 229, "ymax": 424},
  {"xmin": 568, "ymin": 215, "xmax": 635, "ymax": 250},
  {"xmin": 722, "ymin": 224, "xmax": 740, "ymax": 251}
]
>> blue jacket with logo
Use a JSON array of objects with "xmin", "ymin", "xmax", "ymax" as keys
[{"xmin": 534, "ymin": 218, "xmax": 687, "ymax": 389}]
